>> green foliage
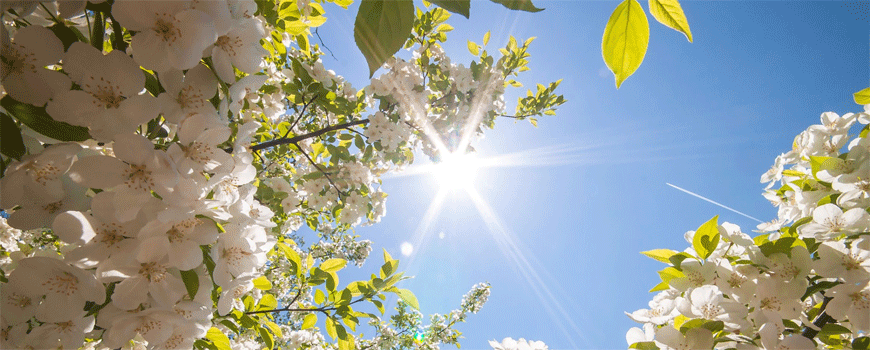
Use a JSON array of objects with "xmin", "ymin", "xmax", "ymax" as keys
[
  {"xmin": 692, "ymin": 215, "xmax": 719, "ymax": 260},
  {"xmin": 640, "ymin": 248, "xmax": 679, "ymax": 263},
  {"xmin": 648, "ymin": 0, "xmax": 692, "ymax": 42},
  {"xmin": 0, "ymin": 113, "xmax": 25, "ymax": 160},
  {"xmin": 602, "ymin": 0, "xmax": 649, "ymax": 88},
  {"xmin": 206, "ymin": 327, "xmax": 231, "ymax": 350},
  {"xmin": 180, "ymin": 269, "xmax": 199, "ymax": 299},
  {"xmin": 489, "ymin": 0, "xmax": 544, "ymax": 12},
  {"xmin": 426, "ymin": 0, "xmax": 471, "ymax": 18},
  {"xmin": 854, "ymin": 87, "xmax": 870, "ymax": 105},
  {"xmin": 0, "ymin": 96, "xmax": 91, "ymax": 141},
  {"xmin": 354, "ymin": 0, "xmax": 416, "ymax": 77}
]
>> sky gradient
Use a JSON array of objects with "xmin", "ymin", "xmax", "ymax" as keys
[{"xmin": 311, "ymin": 1, "xmax": 869, "ymax": 348}]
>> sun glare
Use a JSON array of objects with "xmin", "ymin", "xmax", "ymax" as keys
[{"xmin": 431, "ymin": 152, "xmax": 480, "ymax": 190}]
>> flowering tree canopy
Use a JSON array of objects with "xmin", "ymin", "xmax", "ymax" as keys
[
  {"xmin": 0, "ymin": 0, "xmax": 565, "ymax": 349},
  {"xmin": 626, "ymin": 92, "xmax": 870, "ymax": 350}
]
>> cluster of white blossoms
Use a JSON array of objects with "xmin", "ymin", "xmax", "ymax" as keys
[
  {"xmin": 1, "ymin": 0, "xmax": 567, "ymax": 347},
  {"xmin": 627, "ymin": 105, "xmax": 870, "ymax": 350}
]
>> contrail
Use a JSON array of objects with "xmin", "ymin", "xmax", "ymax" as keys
[{"xmin": 666, "ymin": 183, "xmax": 763, "ymax": 223}]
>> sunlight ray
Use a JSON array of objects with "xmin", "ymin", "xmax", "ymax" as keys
[
  {"xmin": 401, "ymin": 189, "xmax": 449, "ymax": 269},
  {"xmin": 466, "ymin": 188, "xmax": 591, "ymax": 348}
]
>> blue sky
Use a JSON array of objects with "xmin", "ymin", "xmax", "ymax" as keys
[{"xmin": 312, "ymin": 1, "xmax": 869, "ymax": 348}]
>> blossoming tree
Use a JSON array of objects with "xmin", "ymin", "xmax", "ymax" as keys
[
  {"xmin": 626, "ymin": 91, "xmax": 870, "ymax": 350},
  {"xmin": 0, "ymin": 0, "xmax": 567, "ymax": 348}
]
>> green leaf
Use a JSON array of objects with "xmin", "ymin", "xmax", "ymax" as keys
[
  {"xmin": 206, "ymin": 328, "xmax": 231, "ymax": 350},
  {"xmin": 692, "ymin": 215, "xmax": 720, "ymax": 260},
  {"xmin": 853, "ymin": 337, "xmax": 870, "ymax": 350},
  {"xmin": 855, "ymin": 87, "xmax": 870, "ymax": 105},
  {"xmin": 354, "ymin": 0, "xmax": 415, "ymax": 77},
  {"xmin": 657, "ymin": 266, "xmax": 685, "ymax": 283},
  {"xmin": 180, "ymin": 269, "xmax": 199, "ymax": 299},
  {"xmin": 648, "ymin": 280, "xmax": 669, "ymax": 292},
  {"xmin": 91, "ymin": 10, "xmax": 105, "ymax": 50},
  {"xmin": 602, "ymin": 0, "xmax": 649, "ymax": 88},
  {"xmin": 325, "ymin": 316, "xmax": 338, "ymax": 339},
  {"xmin": 253, "ymin": 276, "xmax": 272, "ymax": 290},
  {"xmin": 489, "ymin": 0, "xmax": 544, "ymax": 12},
  {"xmin": 483, "ymin": 31, "xmax": 491, "ymax": 45},
  {"xmin": 467, "ymin": 40, "xmax": 480, "ymax": 55},
  {"xmin": 49, "ymin": 23, "xmax": 80, "ymax": 51},
  {"xmin": 321, "ymin": 258, "xmax": 348, "ymax": 273},
  {"xmin": 1, "ymin": 96, "xmax": 91, "ymax": 141},
  {"xmin": 383, "ymin": 248, "xmax": 394, "ymax": 263},
  {"xmin": 394, "ymin": 288, "xmax": 419, "ymax": 310},
  {"xmin": 0, "ymin": 113, "xmax": 25, "ymax": 160},
  {"xmin": 258, "ymin": 326, "xmax": 274, "ymax": 350},
  {"xmin": 629, "ymin": 341, "xmax": 659, "ymax": 350},
  {"xmin": 819, "ymin": 324, "xmax": 853, "ymax": 336},
  {"xmin": 648, "ymin": 0, "xmax": 692, "ymax": 42},
  {"xmin": 640, "ymin": 249, "xmax": 679, "ymax": 263},
  {"xmin": 301, "ymin": 313, "xmax": 317, "ymax": 329},
  {"xmin": 315, "ymin": 289, "xmax": 326, "ymax": 304},
  {"xmin": 257, "ymin": 294, "xmax": 277, "ymax": 310},
  {"xmin": 428, "ymin": 0, "xmax": 470, "ymax": 18}
]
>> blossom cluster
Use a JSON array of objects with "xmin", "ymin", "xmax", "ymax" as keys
[
  {"xmin": 627, "ymin": 106, "xmax": 870, "ymax": 349},
  {"xmin": 0, "ymin": 0, "xmax": 565, "ymax": 348}
]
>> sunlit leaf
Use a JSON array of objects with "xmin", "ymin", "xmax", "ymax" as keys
[
  {"xmin": 692, "ymin": 215, "xmax": 720, "ymax": 260},
  {"xmin": 602, "ymin": 0, "xmax": 649, "ymax": 88},
  {"xmin": 854, "ymin": 87, "xmax": 870, "ymax": 105},
  {"xmin": 648, "ymin": 0, "xmax": 692, "ymax": 42},
  {"xmin": 489, "ymin": 0, "xmax": 543, "ymax": 12},
  {"xmin": 354, "ymin": 0, "xmax": 415, "ymax": 77},
  {"xmin": 428, "ymin": 0, "xmax": 470, "ymax": 18}
]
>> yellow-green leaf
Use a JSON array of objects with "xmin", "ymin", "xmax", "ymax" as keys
[
  {"xmin": 206, "ymin": 328, "xmax": 231, "ymax": 350},
  {"xmin": 854, "ymin": 87, "xmax": 870, "ymax": 105},
  {"xmin": 640, "ymin": 249, "xmax": 680, "ymax": 263},
  {"xmin": 602, "ymin": 0, "xmax": 649, "ymax": 88},
  {"xmin": 483, "ymin": 31, "xmax": 491, "ymax": 46},
  {"xmin": 648, "ymin": 0, "xmax": 692, "ymax": 42},
  {"xmin": 302, "ymin": 313, "xmax": 317, "ymax": 329},
  {"xmin": 321, "ymin": 258, "xmax": 347, "ymax": 273},
  {"xmin": 394, "ymin": 288, "xmax": 419, "ymax": 310},
  {"xmin": 353, "ymin": 0, "xmax": 415, "ymax": 77},
  {"xmin": 649, "ymin": 280, "xmax": 669, "ymax": 292},
  {"xmin": 692, "ymin": 215, "xmax": 720, "ymax": 260},
  {"xmin": 253, "ymin": 276, "xmax": 272, "ymax": 290},
  {"xmin": 467, "ymin": 40, "xmax": 480, "ymax": 56}
]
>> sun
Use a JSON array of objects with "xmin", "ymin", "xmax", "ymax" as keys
[{"xmin": 431, "ymin": 152, "xmax": 480, "ymax": 191}]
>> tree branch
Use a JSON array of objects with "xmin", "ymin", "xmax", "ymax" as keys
[
  {"xmin": 251, "ymin": 119, "xmax": 369, "ymax": 152},
  {"xmin": 801, "ymin": 296, "xmax": 835, "ymax": 340},
  {"xmin": 285, "ymin": 93, "xmax": 320, "ymax": 139}
]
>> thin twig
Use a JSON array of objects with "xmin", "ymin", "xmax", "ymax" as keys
[
  {"xmin": 251, "ymin": 119, "xmax": 369, "ymax": 152},
  {"xmin": 294, "ymin": 142, "xmax": 345, "ymax": 199},
  {"xmin": 284, "ymin": 93, "xmax": 320, "ymax": 139},
  {"xmin": 314, "ymin": 28, "xmax": 337, "ymax": 61}
]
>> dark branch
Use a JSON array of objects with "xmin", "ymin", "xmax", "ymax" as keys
[
  {"xmin": 285, "ymin": 93, "xmax": 320, "ymax": 139},
  {"xmin": 295, "ymin": 143, "xmax": 345, "ymax": 199},
  {"xmin": 802, "ymin": 296, "xmax": 835, "ymax": 340},
  {"xmin": 314, "ymin": 28, "xmax": 337, "ymax": 61},
  {"xmin": 251, "ymin": 119, "xmax": 369, "ymax": 152}
]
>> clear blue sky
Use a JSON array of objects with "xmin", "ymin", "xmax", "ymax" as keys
[{"xmin": 312, "ymin": 1, "xmax": 869, "ymax": 348}]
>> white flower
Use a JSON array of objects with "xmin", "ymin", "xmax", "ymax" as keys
[
  {"xmin": 227, "ymin": 74, "xmax": 268, "ymax": 116},
  {"xmin": 211, "ymin": 17, "xmax": 267, "ymax": 83},
  {"xmin": 489, "ymin": 337, "xmax": 548, "ymax": 350},
  {"xmin": 112, "ymin": 0, "xmax": 218, "ymax": 72},
  {"xmin": 46, "ymin": 42, "xmax": 158, "ymax": 141},
  {"xmin": 157, "ymin": 64, "xmax": 219, "ymax": 124},
  {"xmin": 799, "ymin": 203, "xmax": 869, "ymax": 239},
  {"xmin": 68, "ymin": 133, "xmax": 179, "ymax": 222},
  {"xmin": 0, "ymin": 142, "xmax": 82, "ymax": 210},
  {"xmin": 0, "ymin": 25, "xmax": 70, "ymax": 106},
  {"xmin": 168, "ymin": 113, "xmax": 233, "ymax": 175},
  {"xmin": 626, "ymin": 289, "xmax": 679, "ymax": 325},
  {"xmin": 813, "ymin": 238, "xmax": 870, "ymax": 283},
  {"xmin": 6, "ymin": 257, "xmax": 105, "ymax": 323},
  {"xmin": 825, "ymin": 282, "xmax": 869, "ymax": 333},
  {"xmin": 675, "ymin": 285, "xmax": 747, "ymax": 330},
  {"xmin": 625, "ymin": 323, "xmax": 654, "ymax": 347},
  {"xmin": 217, "ymin": 275, "xmax": 254, "ymax": 315},
  {"xmin": 138, "ymin": 215, "xmax": 219, "ymax": 270},
  {"xmin": 653, "ymin": 327, "xmax": 712, "ymax": 350},
  {"xmin": 99, "ymin": 251, "xmax": 186, "ymax": 310}
]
